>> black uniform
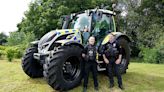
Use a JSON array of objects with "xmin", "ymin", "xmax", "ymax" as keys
[
  {"xmin": 82, "ymin": 44, "xmax": 98, "ymax": 88},
  {"xmin": 102, "ymin": 41, "xmax": 123, "ymax": 86}
]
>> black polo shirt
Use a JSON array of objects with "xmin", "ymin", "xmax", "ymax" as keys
[
  {"xmin": 102, "ymin": 41, "xmax": 123, "ymax": 59},
  {"xmin": 82, "ymin": 44, "xmax": 97, "ymax": 61}
]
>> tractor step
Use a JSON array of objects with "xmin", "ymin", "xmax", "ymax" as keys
[
  {"xmin": 97, "ymin": 61, "xmax": 106, "ymax": 71},
  {"xmin": 97, "ymin": 65, "xmax": 106, "ymax": 71}
]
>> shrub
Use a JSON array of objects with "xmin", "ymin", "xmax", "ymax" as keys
[
  {"xmin": 6, "ymin": 47, "xmax": 17, "ymax": 62},
  {"xmin": 0, "ymin": 45, "xmax": 25, "ymax": 60},
  {"xmin": 0, "ymin": 50, "xmax": 5, "ymax": 58},
  {"xmin": 7, "ymin": 31, "xmax": 35, "ymax": 47},
  {"xmin": 0, "ymin": 45, "xmax": 6, "ymax": 50},
  {"xmin": 5, "ymin": 31, "xmax": 35, "ymax": 60},
  {"xmin": 14, "ymin": 46, "xmax": 24, "ymax": 59},
  {"xmin": 155, "ymin": 36, "xmax": 164, "ymax": 64},
  {"xmin": 139, "ymin": 47, "xmax": 163, "ymax": 64},
  {"xmin": 0, "ymin": 45, "xmax": 7, "ymax": 59}
]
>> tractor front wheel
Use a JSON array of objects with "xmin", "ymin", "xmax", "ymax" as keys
[
  {"xmin": 22, "ymin": 47, "xmax": 43, "ymax": 78},
  {"xmin": 43, "ymin": 45, "xmax": 83, "ymax": 91}
]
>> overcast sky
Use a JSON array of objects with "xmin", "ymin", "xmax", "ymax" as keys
[{"xmin": 0, "ymin": 0, "xmax": 32, "ymax": 35}]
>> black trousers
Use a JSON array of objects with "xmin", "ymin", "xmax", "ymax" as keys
[
  {"xmin": 83, "ymin": 60, "xmax": 98, "ymax": 88},
  {"xmin": 107, "ymin": 58, "xmax": 122, "ymax": 86}
]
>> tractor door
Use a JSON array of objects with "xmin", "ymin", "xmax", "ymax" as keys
[{"xmin": 91, "ymin": 13, "xmax": 116, "ymax": 47}]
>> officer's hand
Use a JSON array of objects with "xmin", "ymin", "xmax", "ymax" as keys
[
  {"xmin": 104, "ymin": 58, "xmax": 109, "ymax": 64},
  {"xmin": 115, "ymin": 58, "xmax": 121, "ymax": 64},
  {"xmin": 82, "ymin": 53, "xmax": 85, "ymax": 58}
]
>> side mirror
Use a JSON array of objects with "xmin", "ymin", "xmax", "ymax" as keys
[{"xmin": 60, "ymin": 15, "xmax": 71, "ymax": 29}]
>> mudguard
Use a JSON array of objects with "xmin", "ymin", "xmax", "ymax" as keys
[{"xmin": 102, "ymin": 32, "xmax": 130, "ymax": 45}]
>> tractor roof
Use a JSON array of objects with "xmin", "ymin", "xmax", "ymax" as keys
[
  {"xmin": 70, "ymin": 9, "xmax": 116, "ymax": 17},
  {"xmin": 89, "ymin": 9, "xmax": 116, "ymax": 15}
]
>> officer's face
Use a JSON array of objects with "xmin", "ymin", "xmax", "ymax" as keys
[
  {"xmin": 109, "ymin": 35, "xmax": 114, "ymax": 43},
  {"xmin": 88, "ymin": 37, "xmax": 95, "ymax": 45}
]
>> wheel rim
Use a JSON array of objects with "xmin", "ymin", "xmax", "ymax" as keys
[
  {"xmin": 62, "ymin": 56, "xmax": 81, "ymax": 82},
  {"xmin": 120, "ymin": 58, "xmax": 127, "ymax": 69},
  {"xmin": 119, "ymin": 47, "xmax": 128, "ymax": 71}
]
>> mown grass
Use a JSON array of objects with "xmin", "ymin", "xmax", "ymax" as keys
[{"xmin": 0, "ymin": 59, "xmax": 164, "ymax": 92}]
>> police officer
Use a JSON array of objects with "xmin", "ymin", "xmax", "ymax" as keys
[
  {"xmin": 102, "ymin": 34, "xmax": 124, "ymax": 90},
  {"xmin": 82, "ymin": 36, "xmax": 99, "ymax": 92}
]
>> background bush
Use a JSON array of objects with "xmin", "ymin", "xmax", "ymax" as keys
[
  {"xmin": 0, "ymin": 45, "xmax": 6, "ymax": 59},
  {"xmin": 5, "ymin": 46, "xmax": 25, "ymax": 62},
  {"xmin": 0, "ymin": 45, "xmax": 26, "ymax": 61},
  {"xmin": 1, "ymin": 31, "xmax": 36, "ymax": 61},
  {"xmin": 0, "ymin": 50, "xmax": 6, "ymax": 59},
  {"xmin": 139, "ymin": 47, "xmax": 158, "ymax": 63},
  {"xmin": 7, "ymin": 31, "xmax": 35, "ymax": 47},
  {"xmin": 155, "ymin": 36, "xmax": 164, "ymax": 64},
  {"xmin": 6, "ymin": 47, "xmax": 17, "ymax": 62}
]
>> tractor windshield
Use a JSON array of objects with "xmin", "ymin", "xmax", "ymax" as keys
[
  {"xmin": 92, "ymin": 14, "xmax": 115, "ymax": 46},
  {"xmin": 68, "ymin": 11, "xmax": 115, "ymax": 45},
  {"xmin": 69, "ymin": 13, "xmax": 91, "ymax": 44},
  {"xmin": 69, "ymin": 13, "xmax": 90, "ymax": 31},
  {"xmin": 92, "ymin": 14, "xmax": 114, "ymax": 38}
]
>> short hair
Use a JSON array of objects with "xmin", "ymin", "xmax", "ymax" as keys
[{"xmin": 88, "ymin": 36, "xmax": 96, "ymax": 41}]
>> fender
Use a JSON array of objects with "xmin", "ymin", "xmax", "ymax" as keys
[
  {"xmin": 30, "ymin": 41, "xmax": 39, "ymax": 47},
  {"xmin": 64, "ymin": 41, "xmax": 84, "ymax": 49},
  {"xmin": 102, "ymin": 32, "xmax": 130, "ymax": 45},
  {"xmin": 112, "ymin": 32, "xmax": 131, "ymax": 42},
  {"xmin": 48, "ymin": 41, "xmax": 84, "ymax": 51}
]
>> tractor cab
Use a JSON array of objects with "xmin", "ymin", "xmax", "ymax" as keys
[{"xmin": 62, "ymin": 9, "xmax": 116, "ymax": 46}]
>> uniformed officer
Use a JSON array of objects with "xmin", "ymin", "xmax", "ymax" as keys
[
  {"xmin": 102, "ymin": 34, "xmax": 124, "ymax": 90},
  {"xmin": 82, "ymin": 36, "xmax": 99, "ymax": 92}
]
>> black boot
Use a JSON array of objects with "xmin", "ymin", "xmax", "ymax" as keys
[
  {"xmin": 83, "ymin": 87, "xmax": 87, "ymax": 92},
  {"xmin": 118, "ymin": 85, "xmax": 124, "ymax": 90},
  {"xmin": 109, "ymin": 84, "xmax": 114, "ymax": 88},
  {"xmin": 94, "ymin": 87, "xmax": 99, "ymax": 92}
]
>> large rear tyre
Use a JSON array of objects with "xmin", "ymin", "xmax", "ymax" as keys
[
  {"xmin": 22, "ymin": 47, "xmax": 43, "ymax": 78},
  {"xmin": 116, "ymin": 37, "xmax": 130, "ymax": 74},
  {"xmin": 43, "ymin": 45, "xmax": 83, "ymax": 91}
]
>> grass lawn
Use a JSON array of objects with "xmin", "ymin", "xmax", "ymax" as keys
[{"xmin": 0, "ymin": 59, "xmax": 164, "ymax": 92}]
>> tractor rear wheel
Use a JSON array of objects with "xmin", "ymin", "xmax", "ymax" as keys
[
  {"xmin": 22, "ymin": 47, "xmax": 43, "ymax": 78},
  {"xmin": 43, "ymin": 45, "xmax": 83, "ymax": 91},
  {"xmin": 116, "ymin": 37, "xmax": 130, "ymax": 74}
]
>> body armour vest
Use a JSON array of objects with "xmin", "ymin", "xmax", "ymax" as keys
[{"xmin": 86, "ymin": 45, "xmax": 97, "ymax": 61}]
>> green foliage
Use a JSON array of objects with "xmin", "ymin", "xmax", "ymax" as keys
[
  {"xmin": 139, "ymin": 43, "xmax": 164, "ymax": 64},
  {"xmin": 7, "ymin": 31, "xmax": 26, "ymax": 46},
  {"xmin": 3, "ymin": 31, "xmax": 35, "ymax": 60},
  {"xmin": 0, "ymin": 45, "xmax": 6, "ymax": 59},
  {"xmin": 0, "ymin": 45, "xmax": 6, "ymax": 50},
  {"xmin": 5, "ymin": 46, "xmax": 24, "ymax": 62},
  {"xmin": 139, "ymin": 47, "xmax": 158, "ymax": 63},
  {"xmin": 0, "ymin": 50, "xmax": 5, "ymax": 58},
  {"xmin": 0, "ymin": 32, "xmax": 7, "ymax": 45},
  {"xmin": 155, "ymin": 35, "xmax": 164, "ymax": 64},
  {"xmin": 14, "ymin": 46, "xmax": 25, "ymax": 59},
  {"xmin": 6, "ymin": 48, "xmax": 17, "ymax": 62},
  {"xmin": 125, "ymin": 0, "xmax": 164, "ymax": 59},
  {"xmin": 0, "ymin": 32, "xmax": 7, "ymax": 40},
  {"xmin": 17, "ymin": 0, "xmax": 113, "ymax": 38},
  {"xmin": 0, "ymin": 45, "xmax": 24, "ymax": 61},
  {"xmin": 7, "ymin": 31, "xmax": 35, "ymax": 47}
]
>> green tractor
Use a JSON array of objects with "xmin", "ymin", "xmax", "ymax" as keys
[{"xmin": 22, "ymin": 8, "xmax": 130, "ymax": 91}]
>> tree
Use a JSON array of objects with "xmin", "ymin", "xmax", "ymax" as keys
[
  {"xmin": 7, "ymin": 31, "xmax": 35, "ymax": 47},
  {"xmin": 0, "ymin": 32, "xmax": 7, "ymax": 45},
  {"xmin": 17, "ymin": 0, "xmax": 113, "ymax": 38}
]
